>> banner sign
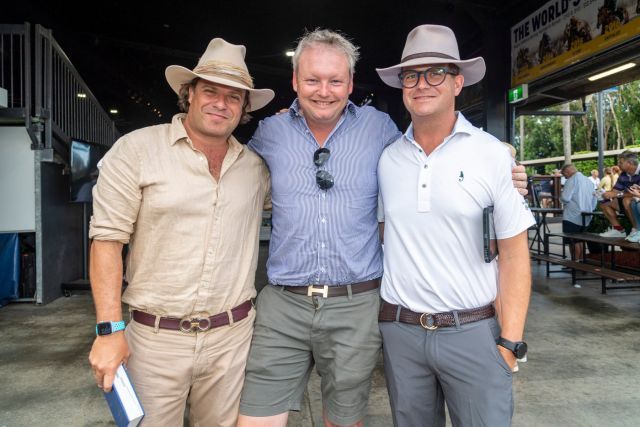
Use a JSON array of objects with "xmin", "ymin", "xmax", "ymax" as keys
[{"xmin": 511, "ymin": 0, "xmax": 640, "ymax": 85}]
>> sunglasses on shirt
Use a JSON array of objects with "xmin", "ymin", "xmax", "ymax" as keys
[{"xmin": 313, "ymin": 148, "xmax": 334, "ymax": 190}]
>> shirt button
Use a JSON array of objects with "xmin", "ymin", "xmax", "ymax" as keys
[
  {"xmin": 422, "ymin": 184, "xmax": 427, "ymax": 188},
  {"xmin": 418, "ymin": 149, "xmax": 423, "ymax": 153},
  {"xmin": 424, "ymin": 164, "xmax": 428, "ymax": 169},
  {"xmin": 321, "ymin": 218, "xmax": 326, "ymax": 223}
]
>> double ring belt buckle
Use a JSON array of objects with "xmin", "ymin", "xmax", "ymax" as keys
[
  {"xmin": 179, "ymin": 316, "xmax": 211, "ymax": 333},
  {"xmin": 307, "ymin": 285, "xmax": 329, "ymax": 298},
  {"xmin": 419, "ymin": 312, "xmax": 438, "ymax": 330}
]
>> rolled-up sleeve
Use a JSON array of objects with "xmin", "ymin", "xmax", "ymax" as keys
[{"xmin": 89, "ymin": 136, "xmax": 142, "ymax": 243}]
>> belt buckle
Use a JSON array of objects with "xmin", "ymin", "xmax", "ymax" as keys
[
  {"xmin": 307, "ymin": 285, "xmax": 329, "ymax": 298},
  {"xmin": 419, "ymin": 313, "xmax": 438, "ymax": 330},
  {"xmin": 179, "ymin": 316, "xmax": 211, "ymax": 333}
]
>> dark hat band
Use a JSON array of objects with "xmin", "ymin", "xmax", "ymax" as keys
[{"xmin": 401, "ymin": 52, "xmax": 458, "ymax": 63}]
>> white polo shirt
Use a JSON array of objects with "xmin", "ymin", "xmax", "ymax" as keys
[{"xmin": 378, "ymin": 113, "xmax": 534, "ymax": 313}]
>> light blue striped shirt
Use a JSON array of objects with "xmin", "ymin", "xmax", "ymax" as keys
[
  {"xmin": 561, "ymin": 171, "xmax": 597, "ymax": 226},
  {"xmin": 248, "ymin": 100, "xmax": 401, "ymax": 285}
]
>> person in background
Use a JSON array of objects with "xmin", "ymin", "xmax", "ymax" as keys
[
  {"xmin": 588, "ymin": 169, "xmax": 600, "ymax": 189},
  {"xmin": 599, "ymin": 151, "xmax": 640, "ymax": 239},
  {"xmin": 626, "ymin": 184, "xmax": 640, "ymax": 243},
  {"xmin": 598, "ymin": 167, "xmax": 614, "ymax": 192},
  {"xmin": 612, "ymin": 165, "xmax": 621, "ymax": 187},
  {"xmin": 560, "ymin": 164, "xmax": 596, "ymax": 261}
]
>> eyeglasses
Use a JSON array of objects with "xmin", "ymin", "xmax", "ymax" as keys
[
  {"xmin": 397, "ymin": 66, "xmax": 459, "ymax": 89},
  {"xmin": 313, "ymin": 148, "xmax": 334, "ymax": 190}
]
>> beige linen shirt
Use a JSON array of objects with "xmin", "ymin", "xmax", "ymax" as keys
[{"xmin": 89, "ymin": 114, "xmax": 271, "ymax": 317}]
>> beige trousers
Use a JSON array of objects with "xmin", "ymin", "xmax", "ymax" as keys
[{"xmin": 124, "ymin": 309, "xmax": 255, "ymax": 427}]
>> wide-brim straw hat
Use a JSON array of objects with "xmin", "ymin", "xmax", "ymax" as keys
[
  {"xmin": 376, "ymin": 25, "xmax": 486, "ymax": 88},
  {"xmin": 166, "ymin": 38, "xmax": 274, "ymax": 112}
]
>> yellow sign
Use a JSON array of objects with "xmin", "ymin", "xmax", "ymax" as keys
[{"xmin": 511, "ymin": 0, "xmax": 640, "ymax": 85}]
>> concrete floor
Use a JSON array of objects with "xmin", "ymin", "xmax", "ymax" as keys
[{"xmin": 1, "ymin": 238, "xmax": 640, "ymax": 426}]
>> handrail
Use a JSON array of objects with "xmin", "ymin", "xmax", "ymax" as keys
[
  {"xmin": 34, "ymin": 24, "xmax": 118, "ymax": 149},
  {"xmin": 0, "ymin": 23, "xmax": 119, "ymax": 151},
  {"xmin": 0, "ymin": 23, "xmax": 30, "ymax": 125}
]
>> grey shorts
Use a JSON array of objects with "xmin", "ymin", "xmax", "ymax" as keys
[
  {"xmin": 380, "ymin": 316, "xmax": 513, "ymax": 427},
  {"xmin": 239, "ymin": 284, "xmax": 382, "ymax": 425}
]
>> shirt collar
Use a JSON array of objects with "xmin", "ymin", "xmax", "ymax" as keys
[
  {"xmin": 169, "ymin": 112, "xmax": 244, "ymax": 155},
  {"xmin": 169, "ymin": 113, "xmax": 189, "ymax": 146},
  {"xmin": 403, "ymin": 111, "xmax": 473, "ymax": 145}
]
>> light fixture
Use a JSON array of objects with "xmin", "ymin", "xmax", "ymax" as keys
[
  {"xmin": 285, "ymin": 50, "xmax": 295, "ymax": 57},
  {"xmin": 588, "ymin": 62, "xmax": 636, "ymax": 81},
  {"xmin": 109, "ymin": 109, "xmax": 118, "ymax": 114},
  {"xmin": 77, "ymin": 93, "xmax": 87, "ymax": 98}
]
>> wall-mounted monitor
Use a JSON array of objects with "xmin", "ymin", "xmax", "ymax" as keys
[{"xmin": 69, "ymin": 139, "xmax": 107, "ymax": 203}]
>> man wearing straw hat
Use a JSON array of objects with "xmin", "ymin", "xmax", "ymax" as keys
[
  {"xmin": 88, "ymin": 38, "xmax": 274, "ymax": 426},
  {"xmin": 238, "ymin": 28, "xmax": 529, "ymax": 427},
  {"xmin": 376, "ymin": 25, "xmax": 534, "ymax": 426}
]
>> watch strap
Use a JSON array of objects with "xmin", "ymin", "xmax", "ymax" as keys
[
  {"xmin": 496, "ymin": 337, "xmax": 516, "ymax": 352},
  {"xmin": 497, "ymin": 336, "xmax": 527, "ymax": 358},
  {"xmin": 96, "ymin": 320, "xmax": 126, "ymax": 336}
]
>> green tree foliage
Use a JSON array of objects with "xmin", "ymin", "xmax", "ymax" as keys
[{"xmin": 515, "ymin": 80, "xmax": 640, "ymax": 164}]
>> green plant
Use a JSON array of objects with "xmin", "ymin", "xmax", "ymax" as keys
[{"xmin": 586, "ymin": 210, "xmax": 609, "ymax": 233}]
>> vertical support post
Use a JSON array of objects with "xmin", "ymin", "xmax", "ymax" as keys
[
  {"xmin": 597, "ymin": 91, "xmax": 605, "ymax": 176},
  {"xmin": 481, "ymin": 21, "xmax": 509, "ymax": 141}
]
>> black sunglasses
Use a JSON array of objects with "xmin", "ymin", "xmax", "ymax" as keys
[{"xmin": 313, "ymin": 148, "xmax": 334, "ymax": 190}]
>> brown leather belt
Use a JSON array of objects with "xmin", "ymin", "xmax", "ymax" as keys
[
  {"xmin": 132, "ymin": 300, "xmax": 253, "ymax": 333},
  {"xmin": 378, "ymin": 300, "xmax": 495, "ymax": 330},
  {"xmin": 278, "ymin": 278, "xmax": 380, "ymax": 298}
]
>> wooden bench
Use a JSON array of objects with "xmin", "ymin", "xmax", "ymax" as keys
[{"xmin": 530, "ymin": 253, "xmax": 640, "ymax": 294}]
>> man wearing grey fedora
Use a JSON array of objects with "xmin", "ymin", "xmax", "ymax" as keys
[
  {"xmin": 376, "ymin": 25, "xmax": 535, "ymax": 426},
  {"xmin": 88, "ymin": 38, "xmax": 274, "ymax": 426}
]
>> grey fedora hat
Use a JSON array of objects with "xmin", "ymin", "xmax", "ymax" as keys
[
  {"xmin": 376, "ymin": 25, "xmax": 486, "ymax": 88},
  {"xmin": 166, "ymin": 38, "xmax": 274, "ymax": 112}
]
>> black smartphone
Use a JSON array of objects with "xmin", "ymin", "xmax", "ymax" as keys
[{"xmin": 483, "ymin": 206, "xmax": 498, "ymax": 263}]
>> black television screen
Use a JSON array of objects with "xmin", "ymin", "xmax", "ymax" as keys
[{"xmin": 70, "ymin": 139, "xmax": 107, "ymax": 203}]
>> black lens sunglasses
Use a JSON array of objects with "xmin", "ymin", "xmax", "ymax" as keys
[{"xmin": 313, "ymin": 148, "xmax": 334, "ymax": 190}]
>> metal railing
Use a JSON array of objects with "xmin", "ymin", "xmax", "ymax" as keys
[
  {"xmin": 0, "ymin": 23, "xmax": 118, "ymax": 150},
  {"xmin": 0, "ymin": 24, "xmax": 30, "ymax": 118}
]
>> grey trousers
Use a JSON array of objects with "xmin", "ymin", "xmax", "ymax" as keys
[{"xmin": 380, "ymin": 317, "xmax": 513, "ymax": 427}]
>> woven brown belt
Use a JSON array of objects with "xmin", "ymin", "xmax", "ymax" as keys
[
  {"xmin": 278, "ymin": 278, "xmax": 380, "ymax": 298},
  {"xmin": 132, "ymin": 300, "xmax": 253, "ymax": 333},
  {"xmin": 378, "ymin": 300, "xmax": 495, "ymax": 330}
]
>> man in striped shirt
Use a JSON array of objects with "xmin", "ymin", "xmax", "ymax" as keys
[{"xmin": 238, "ymin": 28, "xmax": 528, "ymax": 427}]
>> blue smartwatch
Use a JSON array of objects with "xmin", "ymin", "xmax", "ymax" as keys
[{"xmin": 96, "ymin": 320, "xmax": 126, "ymax": 336}]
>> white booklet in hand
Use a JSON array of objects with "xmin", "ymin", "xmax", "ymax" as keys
[{"xmin": 103, "ymin": 364, "xmax": 144, "ymax": 427}]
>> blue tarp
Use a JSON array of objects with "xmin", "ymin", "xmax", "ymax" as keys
[{"xmin": 0, "ymin": 233, "xmax": 20, "ymax": 306}]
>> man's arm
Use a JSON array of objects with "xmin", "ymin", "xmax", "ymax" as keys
[
  {"xmin": 512, "ymin": 164, "xmax": 528, "ymax": 196},
  {"xmin": 88, "ymin": 240, "xmax": 129, "ymax": 392},
  {"xmin": 495, "ymin": 231, "xmax": 531, "ymax": 369}
]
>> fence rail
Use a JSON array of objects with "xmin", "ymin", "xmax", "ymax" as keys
[
  {"xmin": 0, "ymin": 23, "xmax": 118, "ymax": 150},
  {"xmin": 0, "ymin": 24, "xmax": 30, "ymax": 116}
]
